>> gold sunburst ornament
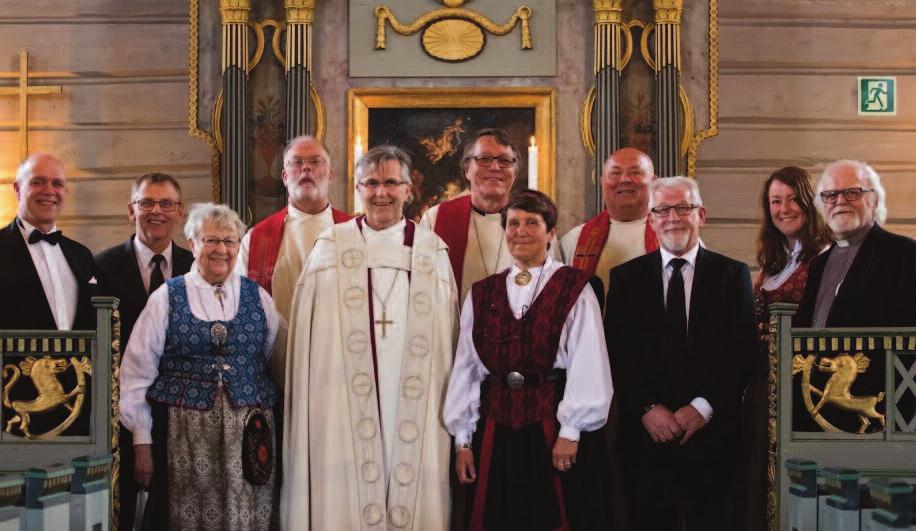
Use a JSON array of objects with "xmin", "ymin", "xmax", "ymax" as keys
[
  {"xmin": 514, "ymin": 269, "xmax": 532, "ymax": 286},
  {"xmin": 422, "ymin": 19, "xmax": 486, "ymax": 61}
]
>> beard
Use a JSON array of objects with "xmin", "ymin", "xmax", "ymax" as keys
[
  {"xmin": 827, "ymin": 212, "xmax": 863, "ymax": 238},
  {"xmin": 659, "ymin": 228, "xmax": 692, "ymax": 254}
]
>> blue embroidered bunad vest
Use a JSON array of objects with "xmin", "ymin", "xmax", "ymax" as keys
[{"xmin": 146, "ymin": 276, "xmax": 279, "ymax": 410}]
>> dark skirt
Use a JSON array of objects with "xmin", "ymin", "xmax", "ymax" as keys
[{"xmin": 462, "ymin": 415, "xmax": 611, "ymax": 531}]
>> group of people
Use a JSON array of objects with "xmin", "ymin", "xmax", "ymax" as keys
[{"xmin": 3, "ymin": 128, "xmax": 915, "ymax": 530}]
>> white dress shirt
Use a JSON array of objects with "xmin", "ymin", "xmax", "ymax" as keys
[
  {"xmin": 18, "ymin": 218, "xmax": 78, "ymax": 330},
  {"xmin": 443, "ymin": 256, "xmax": 614, "ymax": 444},
  {"xmin": 119, "ymin": 266, "xmax": 284, "ymax": 445},
  {"xmin": 659, "ymin": 243, "xmax": 713, "ymax": 421},
  {"xmin": 132, "ymin": 237, "xmax": 174, "ymax": 294}
]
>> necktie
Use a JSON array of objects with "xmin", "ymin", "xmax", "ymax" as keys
[
  {"xmin": 665, "ymin": 258, "xmax": 689, "ymax": 385},
  {"xmin": 149, "ymin": 254, "xmax": 166, "ymax": 294},
  {"xmin": 28, "ymin": 229, "xmax": 62, "ymax": 246}
]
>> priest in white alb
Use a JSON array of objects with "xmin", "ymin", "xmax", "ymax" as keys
[
  {"xmin": 235, "ymin": 135, "xmax": 351, "ymax": 321},
  {"xmin": 281, "ymin": 145, "xmax": 458, "ymax": 530}
]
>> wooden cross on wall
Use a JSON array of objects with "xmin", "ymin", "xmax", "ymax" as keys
[{"xmin": 0, "ymin": 50, "xmax": 62, "ymax": 160}]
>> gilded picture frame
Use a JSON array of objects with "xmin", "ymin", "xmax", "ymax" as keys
[{"xmin": 347, "ymin": 87, "xmax": 556, "ymax": 216}]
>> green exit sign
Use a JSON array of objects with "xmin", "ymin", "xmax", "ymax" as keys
[{"xmin": 858, "ymin": 77, "xmax": 896, "ymax": 115}]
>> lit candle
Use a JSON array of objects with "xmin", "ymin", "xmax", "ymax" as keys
[
  {"xmin": 527, "ymin": 136, "xmax": 538, "ymax": 190},
  {"xmin": 353, "ymin": 134, "xmax": 364, "ymax": 212}
]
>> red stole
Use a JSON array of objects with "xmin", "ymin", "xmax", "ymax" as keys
[
  {"xmin": 247, "ymin": 205, "xmax": 353, "ymax": 294},
  {"xmin": 432, "ymin": 194, "xmax": 473, "ymax": 294},
  {"xmin": 571, "ymin": 210, "xmax": 658, "ymax": 276}
]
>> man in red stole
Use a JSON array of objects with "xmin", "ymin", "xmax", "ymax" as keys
[
  {"xmin": 235, "ymin": 135, "xmax": 351, "ymax": 321},
  {"xmin": 560, "ymin": 147, "xmax": 658, "ymax": 296},
  {"xmin": 420, "ymin": 128, "xmax": 518, "ymax": 302}
]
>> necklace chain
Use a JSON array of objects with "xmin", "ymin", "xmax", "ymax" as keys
[
  {"xmin": 370, "ymin": 269, "xmax": 400, "ymax": 310},
  {"xmin": 472, "ymin": 213, "xmax": 503, "ymax": 276},
  {"xmin": 514, "ymin": 264, "xmax": 546, "ymax": 318}
]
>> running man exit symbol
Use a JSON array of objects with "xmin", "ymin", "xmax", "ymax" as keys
[{"xmin": 858, "ymin": 77, "xmax": 896, "ymax": 115}]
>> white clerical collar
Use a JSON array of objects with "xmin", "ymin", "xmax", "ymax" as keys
[
  {"xmin": 287, "ymin": 202, "xmax": 330, "ymax": 220},
  {"xmin": 17, "ymin": 217, "xmax": 58, "ymax": 238},
  {"xmin": 363, "ymin": 217, "xmax": 406, "ymax": 237},
  {"xmin": 660, "ymin": 242, "xmax": 700, "ymax": 270},
  {"xmin": 133, "ymin": 235, "xmax": 173, "ymax": 268},
  {"xmin": 835, "ymin": 221, "xmax": 873, "ymax": 248},
  {"xmin": 510, "ymin": 255, "xmax": 555, "ymax": 276},
  {"xmin": 186, "ymin": 263, "xmax": 239, "ymax": 291}
]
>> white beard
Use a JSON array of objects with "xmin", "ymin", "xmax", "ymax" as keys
[
  {"xmin": 828, "ymin": 212, "xmax": 863, "ymax": 237},
  {"xmin": 659, "ymin": 230, "xmax": 691, "ymax": 254}
]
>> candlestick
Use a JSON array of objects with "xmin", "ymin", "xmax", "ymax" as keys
[{"xmin": 353, "ymin": 134, "xmax": 364, "ymax": 212}]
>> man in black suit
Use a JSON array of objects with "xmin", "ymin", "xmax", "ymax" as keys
[
  {"xmin": 0, "ymin": 153, "xmax": 99, "ymax": 330},
  {"xmin": 796, "ymin": 160, "xmax": 916, "ymax": 327},
  {"xmin": 95, "ymin": 172, "xmax": 192, "ymax": 531},
  {"xmin": 605, "ymin": 177, "xmax": 756, "ymax": 531}
]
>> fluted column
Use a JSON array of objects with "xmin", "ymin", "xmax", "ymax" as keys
[
  {"xmin": 220, "ymin": 0, "xmax": 251, "ymax": 217},
  {"xmin": 592, "ymin": 0, "xmax": 624, "ymax": 213},
  {"xmin": 653, "ymin": 0, "xmax": 682, "ymax": 177},
  {"xmin": 285, "ymin": 0, "xmax": 315, "ymax": 140}
]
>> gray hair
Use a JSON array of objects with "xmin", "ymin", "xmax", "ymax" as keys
[
  {"xmin": 282, "ymin": 135, "xmax": 332, "ymax": 166},
  {"xmin": 815, "ymin": 159, "xmax": 887, "ymax": 224},
  {"xmin": 183, "ymin": 203, "xmax": 247, "ymax": 241},
  {"xmin": 354, "ymin": 145, "xmax": 412, "ymax": 186},
  {"xmin": 15, "ymin": 153, "xmax": 65, "ymax": 185},
  {"xmin": 648, "ymin": 176, "xmax": 704, "ymax": 209}
]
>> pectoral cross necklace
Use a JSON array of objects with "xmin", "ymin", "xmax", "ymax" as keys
[{"xmin": 371, "ymin": 269, "xmax": 400, "ymax": 339}]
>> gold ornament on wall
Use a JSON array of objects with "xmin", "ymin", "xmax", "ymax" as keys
[{"xmin": 375, "ymin": 0, "xmax": 532, "ymax": 63}]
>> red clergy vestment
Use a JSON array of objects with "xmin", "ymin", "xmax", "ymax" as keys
[
  {"xmin": 432, "ymin": 194, "xmax": 473, "ymax": 294},
  {"xmin": 571, "ymin": 210, "xmax": 658, "ymax": 276},
  {"xmin": 247, "ymin": 206, "xmax": 352, "ymax": 294}
]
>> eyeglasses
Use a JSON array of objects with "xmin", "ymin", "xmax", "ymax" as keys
[
  {"xmin": 201, "ymin": 237, "xmax": 240, "ymax": 249},
  {"xmin": 650, "ymin": 204, "xmax": 700, "ymax": 217},
  {"xmin": 470, "ymin": 155, "xmax": 518, "ymax": 169},
  {"xmin": 286, "ymin": 157, "xmax": 327, "ymax": 169},
  {"xmin": 133, "ymin": 199, "xmax": 181, "ymax": 212},
  {"xmin": 819, "ymin": 187, "xmax": 873, "ymax": 204},
  {"xmin": 358, "ymin": 179, "xmax": 408, "ymax": 191}
]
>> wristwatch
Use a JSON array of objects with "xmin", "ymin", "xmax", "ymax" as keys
[
  {"xmin": 455, "ymin": 442, "xmax": 472, "ymax": 453},
  {"xmin": 642, "ymin": 403, "xmax": 658, "ymax": 415}
]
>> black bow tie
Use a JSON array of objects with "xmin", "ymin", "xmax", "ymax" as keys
[{"xmin": 28, "ymin": 229, "xmax": 62, "ymax": 246}]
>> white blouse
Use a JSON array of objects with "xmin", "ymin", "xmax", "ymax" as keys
[
  {"xmin": 119, "ymin": 265, "xmax": 285, "ymax": 445},
  {"xmin": 443, "ymin": 256, "xmax": 614, "ymax": 444}
]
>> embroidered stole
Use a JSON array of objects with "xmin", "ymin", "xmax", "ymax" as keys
[{"xmin": 571, "ymin": 210, "xmax": 658, "ymax": 276}]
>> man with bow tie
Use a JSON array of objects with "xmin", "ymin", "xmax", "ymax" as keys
[{"xmin": 0, "ymin": 153, "xmax": 100, "ymax": 330}]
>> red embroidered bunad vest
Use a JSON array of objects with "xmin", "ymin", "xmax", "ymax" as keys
[
  {"xmin": 571, "ymin": 210, "xmax": 658, "ymax": 276},
  {"xmin": 432, "ymin": 195, "xmax": 473, "ymax": 295},
  {"xmin": 471, "ymin": 266, "xmax": 591, "ymax": 429},
  {"xmin": 246, "ymin": 206, "xmax": 352, "ymax": 294}
]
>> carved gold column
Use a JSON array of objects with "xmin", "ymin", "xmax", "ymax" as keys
[
  {"xmin": 653, "ymin": 0, "xmax": 682, "ymax": 177},
  {"xmin": 285, "ymin": 0, "xmax": 315, "ymax": 140},
  {"xmin": 220, "ymin": 0, "xmax": 251, "ymax": 218},
  {"xmin": 592, "ymin": 0, "xmax": 623, "ymax": 213}
]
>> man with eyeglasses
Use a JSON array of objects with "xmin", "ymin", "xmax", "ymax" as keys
[
  {"xmin": 420, "ymin": 128, "xmax": 518, "ymax": 302},
  {"xmin": 605, "ymin": 177, "xmax": 756, "ymax": 530},
  {"xmin": 93, "ymin": 171, "xmax": 193, "ymax": 530},
  {"xmin": 796, "ymin": 159, "xmax": 916, "ymax": 327},
  {"xmin": 236, "ymin": 135, "xmax": 352, "ymax": 322},
  {"xmin": 561, "ymin": 147, "xmax": 659, "ymax": 303},
  {"xmin": 0, "ymin": 153, "xmax": 100, "ymax": 331},
  {"xmin": 282, "ymin": 145, "xmax": 456, "ymax": 529}
]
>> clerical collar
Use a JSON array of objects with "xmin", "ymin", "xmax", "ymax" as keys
[
  {"xmin": 471, "ymin": 203, "xmax": 504, "ymax": 216},
  {"xmin": 288, "ymin": 202, "xmax": 330, "ymax": 219},
  {"xmin": 835, "ymin": 221, "xmax": 873, "ymax": 248},
  {"xmin": 362, "ymin": 217, "xmax": 407, "ymax": 236}
]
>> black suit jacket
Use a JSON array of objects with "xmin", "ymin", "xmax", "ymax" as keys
[
  {"xmin": 795, "ymin": 224, "xmax": 916, "ymax": 327},
  {"xmin": 94, "ymin": 235, "xmax": 193, "ymax": 345},
  {"xmin": 604, "ymin": 247, "xmax": 757, "ymax": 461},
  {"xmin": 0, "ymin": 218, "xmax": 100, "ymax": 330}
]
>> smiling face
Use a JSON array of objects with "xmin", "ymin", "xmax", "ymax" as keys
[
  {"xmin": 505, "ymin": 208, "xmax": 555, "ymax": 268},
  {"xmin": 14, "ymin": 154, "xmax": 67, "ymax": 233},
  {"xmin": 129, "ymin": 180, "xmax": 183, "ymax": 252},
  {"xmin": 820, "ymin": 164, "xmax": 876, "ymax": 240},
  {"xmin": 649, "ymin": 185, "xmax": 706, "ymax": 256},
  {"xmin": 601, "ymin": 148, "xmax": 655, "ymax": 221},
  {"xmin": 281, "ymin": 138, "xmax": 333, "ymax": 213},
  {"xmin": 359, "ymin": 159, "xmax": 411, "ymax": 231},
  {"xmin": 189, "ymin": 220, "xmax": 240, "ymax": 284},
  {"xmin": 767, "ymin": 178, "xmax": 806, "ymax": 243},
  {"xmin": 465, "ymin": 135, "xmax": 518, "ymax": 210}
]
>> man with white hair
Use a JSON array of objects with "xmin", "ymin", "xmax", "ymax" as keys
[
  {"xmin": 605, "ymin": 177, "xmax": 756, "ymax": 530},
  {"xmin": 796, "ymin": 160, "xmax": 916, "ymax": 327},
  {"xmin": 0, "ymin": 153, "xmax": 99, "ymax": 330}
]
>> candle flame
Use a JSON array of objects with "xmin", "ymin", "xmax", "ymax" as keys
[{"xmin": 529, "ymin": 135, "xmax": 536, "ymax": 147}]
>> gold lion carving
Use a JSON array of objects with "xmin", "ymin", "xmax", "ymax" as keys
[
  {"xmin": 792, "ymin": 353, "xmax": 885, "ymax": 434},
  {"xmin": 2, "ymin": 356, "xmax": 92, "ymax": 439}
]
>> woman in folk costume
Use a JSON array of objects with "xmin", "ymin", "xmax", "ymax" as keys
[
  {"xmin": 740, "ymin": 167, "xmax": 831, "ymax": 530},
  {"xmin": 444, "ymin": 190, "xmax": 614, "ymax": 531},
  {"xmin": 120, "ymin": 203, "xmax": 285, "ymax": 530}
]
